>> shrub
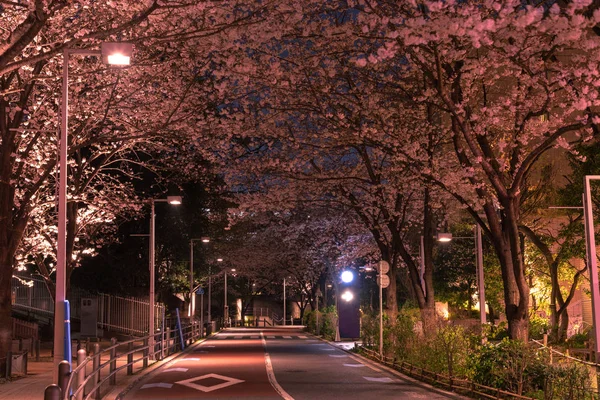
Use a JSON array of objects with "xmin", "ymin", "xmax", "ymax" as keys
[
  {"xmin": 543, "ymin": 363, "xmax": 591, "ymax": 400},
  {"xmin": 529, "ymin": 314, "xmax": 550, "ymax": 341}
]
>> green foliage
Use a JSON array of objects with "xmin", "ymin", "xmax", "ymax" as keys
[
  {"xmin": 565, "ymin": 330, "xmax": 590, "ymax": 349},
  {"xmin": 303, "ymin": 305, "xmax": 337, "ymax": 340},
  {"xmin": 467, "ymin": 339, "xmax": 544, "ymax": 395},
  {"xmin": 529, "ymin": 314, "xmax": 550, "ymax": 341},
  {"xmin": 542, "ymin": 363, "xmax": 592, "ymax": 400}
]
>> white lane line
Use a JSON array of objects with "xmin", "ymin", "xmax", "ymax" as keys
[
  {"xmin": 363, "ymin": 376, "xmax": 396, "ymax": 383},
  {"xmin": 202, "ymin": 345, "xmax": 216, "ymax": 348},
  {"xmin": 283, "ymin": 336, "xmax": 292, "ymax": 339},
  {"xmin": 306, "ymin": 339, "xmax": 319, "ymax": 342},
  {"xmin": 329, "ymin": 355, "xmax": 348, "ymax": 358},
  {"xmin": 140, "ymin": 382, "xmax": 173, "ymax": 389},
  {"xmin": 163, "ymin": 367, "xmax": 189, "ymax": 372},
  {"xmin": 261, "ymin": 333, "xmax": 295, "ymax": 400},
  {"xmin": 349, "ymin": 355, "xmax": 382, "ymax": 372},
  {"xmin": 173, "ymin": 358, "xmax": 200, "ymax": 362},
  {"xmin": 319, "ymin": 348, "xmax": 335, "ymax": 351},
  {"xmin": 343, "ymin": 363, "xmax": 366, "ymax": 368},
  {"xmin": 234, "ymin": 336, "xmax": 243, "ymax": 339},
  {"xmin": 267, "ymin": 336, "xmax": 276, "ymax": 339},
  {"xmin": 299, "ymin": 336, "xmax": 308, "ymax": 339}
]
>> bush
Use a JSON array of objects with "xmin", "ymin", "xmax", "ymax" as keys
[
  {"xmin": 565, "ymin": 330, "xmax": 590, "ymax": 349},
  {"xmin": 529, "ymin": 314, "xmax": 550, "ymax": 341},
  {"xmin": 543, "ymin": 363, "xmax": 591, "ymax": 400},
  {"xmin": 467, "ymin": 339, "xmax": 547, "ymax": 396}
]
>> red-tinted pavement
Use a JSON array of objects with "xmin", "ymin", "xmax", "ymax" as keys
[
  {"xmin": 121, "ymin": 328, "xmax": 284, "ymax": 400},
  {"xmin": 121, "ymin": 327, "xmax": 464, "ymax": 400}
]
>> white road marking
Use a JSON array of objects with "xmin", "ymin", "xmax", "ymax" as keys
[
  {"xmin": 202, "ymin": 345, "xmax": 216, "ymax": 348},
  {"xmin": 363, "ymin": 376, "xmax": 396, "ymax": 383},
  {"xmin": 140, "ymin": 383, "xmax": 173, "ymax": 389},
  {"xmin": 329, "ymin": 355, "xmax": 348, "ymax": 358},
  {"xmin": 174, "ymin": 358, "xmax": 200, "ymax": 362},
  {"xmin": 163, "ymin": 367, "xmax": 189, "ymax": 372},
  {"xmin": 299, "ymin": 336, "xmax": 308, "ymax": 339},
  {"xmin": 319, "ymin": 348, "xmax": 335, "ymax": 351},
  {"xmin": 343, "ymin": 364, "xmax": 366, "ymax": 368},
  {"xmin": 176, "ymin": 373, "xmax": 244, "ymax": 392},
  {"xmin": 306, "ymin": 339, "xmax": 319, "ymax": 342},
  {"xmin": 350, "ymin": 355, "xmax": 382, "ymax": 372},
  {"xmin": 283, "ymin": 336, "xmax": 292, "ymax": 339},
  {"xmin": 261, "ymin": 333, "xmax": 295, "ymax": 400},
  {"xmin": 267, "ymin": 336, "xmax": 276, "ymax": 339},
  {"xmin": 234, "ymin": 336, "xmax": 243, "ymax": 339}
]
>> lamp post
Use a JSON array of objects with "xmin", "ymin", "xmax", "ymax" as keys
[
  {"xmin": 224, "ymin": 267, "xmax": 235, "ymax": 327},
  {"xmin": 283, "ymin": 278, "xmax": 286, "ymax": 326},
  {"xmin": 583, "ymin": 176, "xmax": 600, "ymax": 366},
  {"xmin": 438, "ymin": 226, "xmax": 486, "ymax": 328},
  {"xmin": 54, "ymin": 43, "xmax": 133, "ymax": 379},
  {"xmin": 149, "ymin": 196, "xmax": 181, "ymax": 358},
  {"xmin": 189, "ymin": 237, "xmax": 210, "ymax": 318}
]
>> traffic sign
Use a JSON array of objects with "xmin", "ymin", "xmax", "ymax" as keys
[
  {"xmin": 377, "ymin": 260, "xmax": 390, "ymax": 274},
  {"xmin": 377, "ymin": 275, "xmax": 390, "ymax": 288},
  {"xmin": 196, "ymin": 288, "xmax": 204, "ymax": 295}
]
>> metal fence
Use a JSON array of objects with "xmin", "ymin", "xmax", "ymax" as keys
[{"xmin": 12, "ymin": 274, "xmax": 165, "ymax": 337}]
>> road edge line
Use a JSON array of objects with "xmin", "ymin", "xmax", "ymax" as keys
[{"xmin": 260, "ymin": 333, "xmax": 295, "ymax": 400}]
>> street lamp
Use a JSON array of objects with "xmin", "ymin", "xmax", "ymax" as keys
[
  {"xmin": 189, "ymin": 237, "xmax": 210, "ymax": 319},
  {"xmin": 54, "ymin": 43, "xmax": 133, "ymax": 378},
  {"xmin": 437, "ymin": 225, "xmax": 486, "ymax": 328},
  {"xmin": 149, "ymin": 196, "xmax": 182, "ymax": 358},
  {"xmin": 583, "ymin": 176, "xmax": 600, "ymax": 365}
]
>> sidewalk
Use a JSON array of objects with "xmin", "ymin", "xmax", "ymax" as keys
[{"xmin": 0, "ymin": 339, "xmax": 177, "ymax": 400}]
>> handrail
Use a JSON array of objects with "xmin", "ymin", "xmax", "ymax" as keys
[{"xmin": 46, "ymin": 319, "xmax": 206, "ymax": 400}]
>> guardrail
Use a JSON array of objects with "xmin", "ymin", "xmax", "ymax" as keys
[
  {"xmin": 43, "ymin": 319, "xmax": 205, "ymax": 400},
  {"xmin": 359, "ymin": 346, "xmax": 538, "ymax": 400}
]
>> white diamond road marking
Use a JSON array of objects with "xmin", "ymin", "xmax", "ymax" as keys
[
  {"xmin": 329, "ymin": 355, "xmax": 348, "ymax": 358},
  {"xmin": 283, "ymin": 336, "xmax": 292, "ymax": 339},
  {"xmin": 343, "ymin": 364, "xmax": 365, "ymax": 368},
  {"xmin": 141, "ymin": 383, "xmax": 173, "ymax": 389},
  {"xmin": 176, "ymin": 373, "xmax": 244, "ymax": 393},
  {"xmin": 363, "ymin": 376, "xmax": 396, "ymax": 383},
  {"xmin": 163, "ymin": 367, "xmax": 189, "ymax": 372}
]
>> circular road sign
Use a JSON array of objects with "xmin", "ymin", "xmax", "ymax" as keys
[
  {"xmin": 377, "ymin": 260, "xmax": 390, "ymax": 274},
  {"xmin": 377, "ymin": 275, "xmax": 390, "ymax": 288},
  {"xmin": 196, "ymin": 288, "xmax": 205, "ymax": 295}
]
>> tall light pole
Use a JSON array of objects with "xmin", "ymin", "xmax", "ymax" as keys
[
  {"xmin": 55, "ymin": 43, "xmax": 133, "ymax": 379},
  {"xmin": 583, "ymin": 176, "xmax": 600, "ymax": 366},
  {"xmin": 283, "ymin": 278, "xmax": 286, "ymax": 326},
  {"xmin": 438, "ymin": 228, "xmax": 486, "ymax": 328},
  {"xmin": 189, "ymin": 237, "xmax": 209, "ymax": 318},
  {"xmin": 149, "ymin": 196, "xmax": 182, "ymax": 358}
]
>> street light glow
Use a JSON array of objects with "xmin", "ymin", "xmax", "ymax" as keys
[
  {"xmin": 201, "ymin": 236, "xmax": 210, "ymax": 243},
  {"xmin": 341, "ymin": 290, "xmax": 354, "ymax": 302},
  {"xmin": 341, "ymin": 270, "xmax": 354, "ymax": 283},
  {"xmin": 437, "ymin": 232, "xmax": 452, "ymax": 242},
  {"xmin": 167, "ymin": 195, "xmax": 182, "ymax": 205},
  {"xmin": 217, "ymin": 258, "xmax": 223, "ymax": 262}
]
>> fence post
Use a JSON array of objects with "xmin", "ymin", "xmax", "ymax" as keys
[
  {"xmin": 143, "ymin": 337, "xmax": 148, "ymax": 368},
  {"xmin": 127, "ymin": 342, "xmax": 133, "ymax": 375},
  {"xmin": 58, "ymin": 360, "xmax": 70, "ymax": 396},
  {"xmin": 76, "ymin": 348, "xmax": 86, "ymax": 400},
  {"xmin": 166, "ymin": 328, "xmax": 171, "ymax": 356},
  {"xmin": 5, "ymin": 351, "xmax": 12, "ymax": 379},
  {"xmin": 44, "ymin": 384, "xmax": 61, "ymax": 400},
  {"xmin": 93, "ymin": 343, "xmax": 101, "ymax": 400},
  {"xmin": 109, "ymin": 337, "xmax": 117, "ymax": 385}
]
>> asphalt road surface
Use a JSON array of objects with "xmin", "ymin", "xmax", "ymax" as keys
[{"xmin": 121, "ymin": 327, "xmax": 461, "ymax": 400}]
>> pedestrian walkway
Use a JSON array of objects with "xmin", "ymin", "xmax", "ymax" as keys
[{"xmin": 0, "ymin": 339, "xmax": 178, "ymax": 400}]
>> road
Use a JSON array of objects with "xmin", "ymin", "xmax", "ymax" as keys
[{"xmin": 121, "ymin": 327, "xmax": 461, "ymax": 400}]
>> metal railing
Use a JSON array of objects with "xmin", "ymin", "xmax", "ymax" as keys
[
  {"xmin": 12, "ymin": 274, "xmax": 165, "ymax": 337},
  {"xmin": 44, "ymin": 320, "xmax": 205, "ymax": 400}
]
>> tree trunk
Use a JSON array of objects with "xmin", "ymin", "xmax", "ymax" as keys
[
  {"xmin": 0, "ymin": 250, "xmax": 12, "ymax": 370},
  {"xmin": 558, "ymin": 309, "xmax": 569, "ymax": 342}
]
